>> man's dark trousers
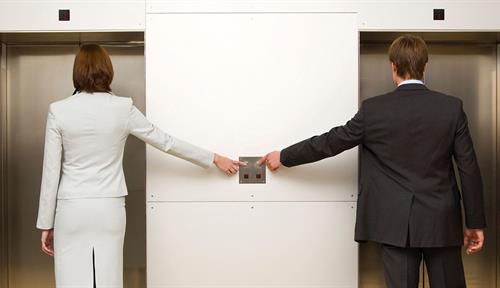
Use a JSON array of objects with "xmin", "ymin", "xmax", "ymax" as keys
[{"xmin": 382, "ymin": 244, "xmax": 465, "ymax": 288}]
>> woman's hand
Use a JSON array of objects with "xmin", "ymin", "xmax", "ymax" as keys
[
  {"xmin": 41, "ymin": 229, "xmax": 54, "ymax": 257},
  {"xmin": 214, "ymin": 154, "xmax": 245, "ymax": 176}
]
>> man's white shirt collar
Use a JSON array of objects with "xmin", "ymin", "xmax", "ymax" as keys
[{"xmin": 398, "ymin": 79, "xmax": 424, "ymax": 86}]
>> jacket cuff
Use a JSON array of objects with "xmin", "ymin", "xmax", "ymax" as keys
[
  {"xmin": 280, "ymin": 148, "xmax": 292, "ymax": 167},
  {"xmin": 36, "ymin": 219, "xmax": 54, "ymax": 230},
  {"xmin": 465, "ymin": 214, "xmax": 486, "ymax": 229}
]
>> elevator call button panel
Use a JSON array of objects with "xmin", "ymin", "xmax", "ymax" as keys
[{"xmin": 239, "ymin": 157, "xmax": 266, "ymax": 184}]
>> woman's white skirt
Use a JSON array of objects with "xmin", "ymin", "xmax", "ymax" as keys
[{"xmin": 54, "ymin": 197, "xmax": 126, "ymax": 288}]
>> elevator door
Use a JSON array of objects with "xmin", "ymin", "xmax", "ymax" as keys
[
  {"xmin": 360, "ymin": 41, "xmax": 497, "ymax": 288},
  {"xmin": 5, "ymin": 44, "xmax": 146, "ymax": 288}
]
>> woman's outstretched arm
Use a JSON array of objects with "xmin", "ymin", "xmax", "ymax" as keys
[{"xmin": 128, "ymin": 104, "xmax": 242, "ymax": 175}]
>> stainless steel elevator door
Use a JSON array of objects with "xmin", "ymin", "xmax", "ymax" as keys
[
  {"xmin": 6, "ymin": 45, "xmax": 146, "ymax": 288},
  {"xmin": 360, "ymin": 43, "xmax": 497, "ymax": 288}
]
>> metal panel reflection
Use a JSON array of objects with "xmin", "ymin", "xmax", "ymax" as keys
[
  {"xmin": 5, "ymin": 42, "xmax": 145, "ymax": 288},
  {"xmin": 0, "ymin": 43, "xmax": 8, "ymax": 288},
  {"xmin": 496, "ymin": 43, "xmax": 500, "ymax": 288},
  {"xmin": 359, "ymin": 39, "xmax": 497, "ymax": 288}
]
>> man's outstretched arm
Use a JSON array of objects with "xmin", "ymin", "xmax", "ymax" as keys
[{"xmin": 260, "ymin": 107, "xmax": 364, "ymax": 171}]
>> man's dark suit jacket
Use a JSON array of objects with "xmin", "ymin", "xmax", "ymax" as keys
[{"xmin": 280, "ymin": 84, "xmax": 486, "ymax": 247}]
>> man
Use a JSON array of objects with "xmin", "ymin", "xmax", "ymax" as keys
[{"xmin": 259, "ymin": 35, "xmax": 485, "ymax": 288}]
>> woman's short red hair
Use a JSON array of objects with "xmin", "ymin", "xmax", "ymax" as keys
[{"xmin": 73, "ymin": 44, "xmax": 114, "ymax": 93}]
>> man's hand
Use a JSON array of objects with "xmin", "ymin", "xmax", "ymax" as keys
[
  {"xmin": 258, "ymin": 151, "xmax": 282, "ymax": 171},
  {"xmin": 41, "ymin": 229, "xmax": 54, "ymax": 257},
  {"xmin": 464, "ymin": 228, "xmax": 484, "ymax": 255},
  {"xmin": 214, "ymin": 154, "xmax": 246, "ymax": 176}
]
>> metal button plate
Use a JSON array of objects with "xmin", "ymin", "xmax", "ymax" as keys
[{"xmin": 239, "ymin": 156, "xmax": 266, "ymax": 184}]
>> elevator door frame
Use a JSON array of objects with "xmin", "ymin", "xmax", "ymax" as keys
[
  {"xmin": 0, "ymin": 41, "xmax": 8, "ymax": 288},
  {"xmin": 496, "ymin": 42, "xmax": 500, "ymax": 288},
  {"xmin": 360, "ymin": 31, "xmax": 500, "ymax": 288},
  {"xmin": 0, "ymin": 32, "xmax": 145, "ymax": 288}
]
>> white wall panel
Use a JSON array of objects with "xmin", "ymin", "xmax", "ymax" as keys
[
  {"xmin": 146, "ymin": 13, "xmax": 359, "ymax": 288},
  {"xmin": 146, "ymin": 1, "xmax": 500, "ymax": 32},
  {"xmin": 145, "ymin": 13, "xmax": 358, "ymax": 202},
  {"xmin": 146, "ymin": 12, "xmax": 359, "ymax": 288},
  {"xmin": 147, "ymin": 201, "xmax": 358, "ymax": 288},
  {"xmin": 0, "ymin": 1, "xmax": 145, "ymax": 32},
  {"xmin": 2, "ymin": 1, "xmax": 500, "ymax": 32}
]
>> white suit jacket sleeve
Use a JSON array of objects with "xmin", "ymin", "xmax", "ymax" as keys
[
  {"xmin": 128, "ymin": 105, "xmax": 214, "ymax": 168},
  {"xmin": 36, "ymin": 105, "xmax": 63, "ymax": 230}
]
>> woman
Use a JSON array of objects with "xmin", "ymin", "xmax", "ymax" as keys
[{"xmin": 36, "ymin": 44, "xmax": 241, "ymax": 287}]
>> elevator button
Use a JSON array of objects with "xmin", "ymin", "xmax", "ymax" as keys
[{"xmin": 239, "ymin": 157, "xmax": 266, "ymax": 184}]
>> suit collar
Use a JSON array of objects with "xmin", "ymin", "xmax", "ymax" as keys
[{"xmin": 395, "ymin": 83, "xmax": 428, "ymax": 91}]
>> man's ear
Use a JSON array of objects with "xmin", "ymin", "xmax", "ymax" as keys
[{"xmin": 391, "ymin": 62, "xmax": 397, "ymax": 73}]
